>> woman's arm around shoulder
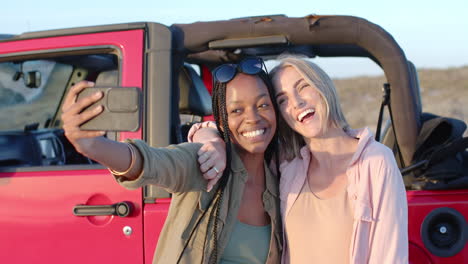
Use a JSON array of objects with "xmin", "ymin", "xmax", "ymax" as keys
[{"xmin": 188, "ymin": 121, "xmax": 227, "ymax": 191}]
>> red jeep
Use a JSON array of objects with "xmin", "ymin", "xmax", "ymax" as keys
[{"xmin": 0, "ymin": 15, "xmax": 466, "ymax": 263}]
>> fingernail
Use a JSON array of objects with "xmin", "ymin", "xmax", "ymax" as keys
[
  {"xmin": 95, "ymin": 105, "xmax": 102, "ymax": 112},
  {"xmin": 94, "ymin": 92, "xmax": 102, "ymax": 98},
  {"xmin": 88, "ymin": 81, "xmax": 95, "ymax": 86},
  {"xmin": 207, "ymin": 185, "xmax": 212, "ymax": 192}
]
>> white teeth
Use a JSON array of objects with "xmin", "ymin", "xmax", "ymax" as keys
[
  {"xmin": 242, "ymin": 129, "xmax": 265, "ymax": 138},
  {"xmin": 297, "ymin": 109, "xmax": 315, "ymax": 122}
]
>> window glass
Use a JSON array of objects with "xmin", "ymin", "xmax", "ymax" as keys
[
  {"xmin": 0, "ymin": 60, "xmax": 71, "ymax": 130},
  {"xmin": 0, "ymin": 53, "xmax": 118, "ymax": 169}
]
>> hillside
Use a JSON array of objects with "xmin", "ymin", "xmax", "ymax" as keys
[{"xmin": 333, "ymin": 66, "xmax": 468, "ymax": 136}]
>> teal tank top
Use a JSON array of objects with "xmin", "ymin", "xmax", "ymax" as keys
[{"xmin": 220, "ymin": 219, "xmax": 271, "ymax": 264}]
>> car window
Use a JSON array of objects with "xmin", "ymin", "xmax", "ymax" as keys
[
  {"xmin": 0, "ymin": 53, "xmax": 118, "ymax": 169},
  {"xmin": 0, "ymin": 60, "xmax": 72, "ymax": 130}
]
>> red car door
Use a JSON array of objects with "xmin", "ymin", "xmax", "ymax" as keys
[{"xmin": 0, "ymin": 29, "xmax": 145, "ymax": 263}]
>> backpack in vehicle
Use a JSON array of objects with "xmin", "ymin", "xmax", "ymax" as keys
[{"xmin": 402, "ymin": 113, "xmax": 468, "ymax": 190}]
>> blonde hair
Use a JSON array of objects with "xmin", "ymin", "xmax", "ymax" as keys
[{"xmin": 270, "ymin": 56, "xmax": 350, "ymax": 160}]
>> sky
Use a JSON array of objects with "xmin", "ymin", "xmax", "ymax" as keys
[{"xmin": 1, "ymin": 0, "xmax": 467, "ymax": 78}]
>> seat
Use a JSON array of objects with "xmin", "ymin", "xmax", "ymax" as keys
[
  {"xmin": 177, "ymin": 64, "xmax": 212, "ymax": 142},
  {"xmin": 95, "ymin": 70, "xmax": 119, "ymax": 86}
]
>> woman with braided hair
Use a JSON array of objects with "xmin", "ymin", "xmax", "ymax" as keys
[{"xmin": 61, "ymin": 57, "xmax": 282, "ymax": 264}]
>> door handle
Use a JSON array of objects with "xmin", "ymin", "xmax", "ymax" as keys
[{"xmin": 73, "ymin": 201, "xmax": 132, "ymax": 217}]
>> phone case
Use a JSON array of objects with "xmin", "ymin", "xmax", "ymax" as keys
[{"xmin": 76, "ymin": 87, "xmax": 141, "ymax": 131}]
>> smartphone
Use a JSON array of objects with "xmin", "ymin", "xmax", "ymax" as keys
[{"xmin": 76, "ymin": 87, "xmax": 141, "ymax": 131}]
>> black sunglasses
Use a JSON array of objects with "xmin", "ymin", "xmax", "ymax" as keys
[{"xmin": 213, "ymin": 57, "xmax": 267, "ymax": 83}]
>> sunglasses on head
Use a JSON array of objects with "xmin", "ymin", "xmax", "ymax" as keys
[{"xmin": 213, "ymin": 57, "xmax": 267, "ymax": 83}]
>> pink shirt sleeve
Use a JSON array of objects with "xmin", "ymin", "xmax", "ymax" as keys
[{"xmin": 368, "ymin": 149, "xmax": 408, "ymax": 263}]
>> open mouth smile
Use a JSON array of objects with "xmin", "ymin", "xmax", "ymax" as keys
[
  {"xmin": 297, "ymin": 108, "xmax": 315, "ymax": 122},
  {"xmin": 241, "ymin": 128, "xmax": 266, "ymax": 138}
]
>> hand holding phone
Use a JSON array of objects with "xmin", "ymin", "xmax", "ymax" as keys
[{"xmin": 76, "ymin": 87, "xmax": 141, "ymax": 131}]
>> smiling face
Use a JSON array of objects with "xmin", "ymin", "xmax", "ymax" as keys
[
  {"xmin": 224, "ymin": 73, "xmax": 276, "ymax": 155},
  {"xmin": 273, "ymin": 66, "xmax": 328, "ymax": 139}
]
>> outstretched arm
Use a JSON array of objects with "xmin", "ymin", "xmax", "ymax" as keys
[
  {"xmin": 62, "ymin": 81, "xmax": 206, "ymax": 192},
  {"xmin": 61, "ymin": 81, "xmax": 142, "ymax": 180}
]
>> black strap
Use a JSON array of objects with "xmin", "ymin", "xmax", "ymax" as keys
[
  {"xmin": 375, "ymin": 84, "xmax": 390, "ymax": 142},
  {"xmin": 375, "ymin": 83, "xmax": 406, "ymax": 168}
]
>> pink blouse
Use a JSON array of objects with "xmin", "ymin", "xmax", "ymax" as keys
[{"xmin": 279, "ymin": 128, "xmax": 408, "ymax": 264}]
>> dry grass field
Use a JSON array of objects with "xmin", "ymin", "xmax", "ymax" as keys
[{"xmin": 334, "ymin": 66, "xmax": 468, "ymax": 136}]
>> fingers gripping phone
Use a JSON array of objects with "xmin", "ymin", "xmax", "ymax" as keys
[{"xmin": 76, "ymin": 87, "xmax": 141, "ymax": 131}]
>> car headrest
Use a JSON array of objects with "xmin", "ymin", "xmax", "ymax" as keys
[
  {"xmin": 95, "ymin": 70, "xmax": 118, "ymax": 86},
  {"xmin": 178, "ymin": 64, "xmax": 212, "ymax": 116}
]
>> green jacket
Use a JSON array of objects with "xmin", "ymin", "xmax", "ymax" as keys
[{"xmin": 115, "ymin": 140, "xmax": 282, "ymax": 264}]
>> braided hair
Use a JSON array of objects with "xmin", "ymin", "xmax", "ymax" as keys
[{"xmin": 206, "ymin": 70, "xmax": 281, "ymax": 263}]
